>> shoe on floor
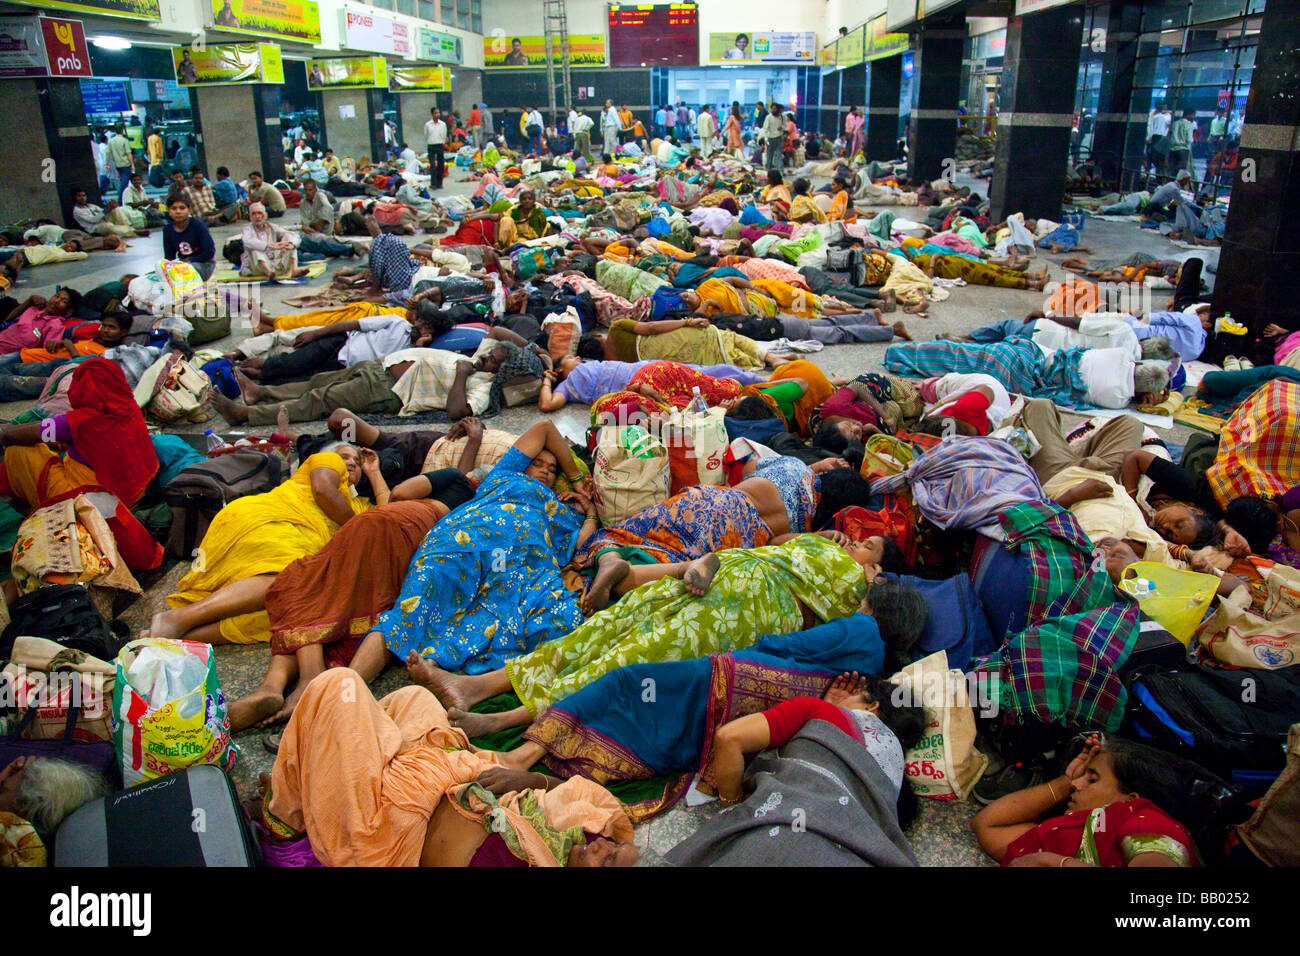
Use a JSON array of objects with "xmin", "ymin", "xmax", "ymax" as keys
[
  {"xmin": 1223, "ymin": 356, "xmax": 1241, "ymax": 371},
  {"xmin": 1238, "ymin": 357, "xmax": 1254, "ymax": 370},
  {"xmin": 972, "ymin": 762, "xmax": 1045, "ymax": 806}
]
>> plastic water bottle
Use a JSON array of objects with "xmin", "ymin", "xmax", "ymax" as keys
[
  {"xmin": 687, "ymin": 386, "xmax": 709, "ymax": 415},
  {"xmin": 204, "ymin": 429, "xmax": 229, "ymax": 453}
]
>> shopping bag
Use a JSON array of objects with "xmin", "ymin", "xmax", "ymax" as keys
[
  {"xmin": 1196, "ymin": 601, "xmax": 1300, "ymax": 670},
  {"xmin": 111, "ymin": 638, "xmax": 238, "ymax": 788},
  {"xmin": 888, "ymin": 650, "xmax": 988, "ymax": 801},
  {"xmin": 1, "ymin": 637, "xmax": 115, "ymax": 743},
  {"xmin": 664, "ymin": 406, "xmax": 728, "ymax": 493},
  {"xmin": 592, "ymin": 426, "xmax": 670, "ymax": 525}
]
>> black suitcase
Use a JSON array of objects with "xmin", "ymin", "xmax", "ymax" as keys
[
  {"xmin": 163, "ymin": 451, "xmax": 286, "ymax": 558},
  {"xmin": 54, "ymin": 765, "xmax": 261, "ymax": 867},
  {"xmin": 0, "ymin": 583, "xmax": 127, "ymax": 660}
]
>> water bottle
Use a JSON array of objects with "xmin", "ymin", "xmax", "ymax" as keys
[
  {"xmin": 204, "ymin": 428, "xmax": 229, "ymax": 453},
  {"xmin": 687, "ymin": 386, "xmax": 709, "ymax": 415}
]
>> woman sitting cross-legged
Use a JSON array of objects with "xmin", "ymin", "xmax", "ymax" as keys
[
  {"xmin": 151, "ymin": 440, "xmax": 382, "ymax": 645},
  {"xmin": 971, "ymin": 734, "xmax": 1214, "ymax": 867},
  {"xmin": 225, "ymin": 425, "xmax": 484, "ymax": 732},
  {"xmin": 407, "ymin": 533, "xmax": 902, "ymax": 740}
]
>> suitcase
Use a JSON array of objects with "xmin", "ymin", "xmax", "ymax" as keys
[{"xmin": 54, "ymin": 765, "xmax": 260, "ymax": 867}]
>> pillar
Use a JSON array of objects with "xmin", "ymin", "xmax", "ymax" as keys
[
  {"xmin": 400, "ymin": 93, "xmax": 440, "ymax": 152},
  {"xmin": 988, "ymin": 3, "xmax": 1084, "ymax": 223},
  {"xmin": 907, "ymin": 11, "xmax": 965, "ymax": 184},
  {"xmin": 452, "ymin": 71, "xmax": 482, "ymax": 120},
  {"xmin": 1213, "ymin": 0, "xmax": 1300, "ymax": 354},
  {"xmin": 865, "ymin": 54, "xmax": 903, "ymax": 162},
  {"xmin": 319, "ymin": 88, "xmax": 385, "ymax": 163},
  {"xmin": 191, "ymin": 84, "xmax": 284, "ymax": 182},
  {"xmin": 1089, "ymin": 1, "xmax": 1144, "ymax": 184},
  {"xmin": 0, "ymin": 79, "xmax": 98, "ymax": 227}
]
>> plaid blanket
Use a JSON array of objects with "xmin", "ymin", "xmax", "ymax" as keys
[
  {"xmin": 980, "ymin": 501, "xmax": 1140, "ymax": 731},
  {"xmin": 883, "ymin": 337, "xmax": 1088, "ymax": 408},
  {"xmin": 1206, "ymin": 381, "xmax": 1300, "ymax": 507}
]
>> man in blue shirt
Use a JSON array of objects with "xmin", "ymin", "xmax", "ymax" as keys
[
  {"xmin": 208, "ymin": 166, "xmax": 244, "ymax": 225},
  {"xmin": 1125, "ymin": 305, "xmax": 1209, "ymax": 363}
]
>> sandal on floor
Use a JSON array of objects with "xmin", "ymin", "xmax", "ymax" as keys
[{"xmin": 263, "ymin": 732, "xmax": 282, "ymax": 754}]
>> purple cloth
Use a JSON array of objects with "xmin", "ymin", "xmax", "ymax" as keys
[
  {"xmin": 255, "ymin": 824, "xmax": 323, "ymax": 866},
  {"xmin": 873, "ymin": 435, "xmax": 1045, "ymax": 531}
]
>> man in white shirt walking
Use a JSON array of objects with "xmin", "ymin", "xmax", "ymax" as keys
[
  {"xmin": 571, "ymin": 110, "xmax": 594, "ymax": 162},
  {"xmin": 424, "ymin": 107, "xmax": 448, "ymax": 190},
  {"xmin": 601, "ymin": 100, "xmax": 621, "ymax": 160}
]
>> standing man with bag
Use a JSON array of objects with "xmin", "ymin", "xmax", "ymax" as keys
[{"xmin": 424, "ymin": 107, "xmax": 448, "ymax": 191}]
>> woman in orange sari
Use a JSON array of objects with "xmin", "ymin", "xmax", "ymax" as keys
[{"xmin": 742, "ymin": 359, "xmax": 836, "ymax": 437}]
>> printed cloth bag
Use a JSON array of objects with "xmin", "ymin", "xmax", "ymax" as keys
[
  {"xmin": 1, "ymin": 637, "xmax": 115, "ymax": 743},
  {"xmin": 664, "ymin": 406, "xmax": 728, "ymax": 493},
  {"xmin": 112, "ymin": 638, "xmax": 238, "ymax": 787},
  {"xmin": 889, "ymin": 650, "xmax": 988, "ymax": 800},
  {"xmin": 592, "ymin": 426, "xmax": 670, "ymax": 526}
]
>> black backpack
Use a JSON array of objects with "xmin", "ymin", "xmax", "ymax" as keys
[
  {"xmin": 1123, "ymin": 660, "xmax": 1300, "ymax": 794},
  {"xmin": 0, "ymin": 584, "xmax": 127, "ymax": 661},
  {"xmin": 162, "ymin": 451, "xmax": 286, "ymax": 559}
]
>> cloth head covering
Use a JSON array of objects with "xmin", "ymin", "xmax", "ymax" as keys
[
  {"xmin": 66, "ymin": 357, "xmax": 159, "ymax": 505},
  {"xmin": 940, "ymin": 391, "xmax": 991, "ymax": 435}
]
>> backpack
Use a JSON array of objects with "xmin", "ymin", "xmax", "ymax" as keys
[
  {"xmin": 0, "ymin": 584, "xmax": 127, "ymax": 661},
  {"xmin": 1123, "ymin": 660, "xmax": 1300, "ymax": 795},
  {"xmin": 162, "ymin": 451, "xmax": 286, "ymax": 559}
]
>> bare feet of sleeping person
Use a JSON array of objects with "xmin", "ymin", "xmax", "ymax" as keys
[
  {"xmin": 275, "ymin": 405, "xmax": 294, "ymax": 440},
  {"xmin": 233, "ymin": 368, "xmax": 264, "ymax": 404},
  {"xmin": 228, "ymin": 685, "xmax": 286, "ymax": 734},
  {"xmin": 583, "ymin": 552, "xmax": 630, "ymax": 614},
  {"xmin": 891, "ymin": 320, "xmax": 913, "ymax": 342},
  {"xmin": 405, "ymin": 649, "xmax": 472, "ymax": 711},
  {"xmin": 447, "ymin": 707, "xmax": 513, "ymax": 739},
  {"xmin": 210, "ymin": 391, "xmax": 251, "ymax": 425},
  {"xmin": 683, "ymin": 553, "xmax": 720, "ymax": 596}
]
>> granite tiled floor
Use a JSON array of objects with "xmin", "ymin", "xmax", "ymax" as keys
[{"xmin": 7, "ymin": 171, "xmax": 1212, "ymax": 865}]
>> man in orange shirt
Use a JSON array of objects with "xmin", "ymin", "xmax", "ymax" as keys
[{"xmin": 467, "ymin": 104, "xmax": 483, "ymax": 150}]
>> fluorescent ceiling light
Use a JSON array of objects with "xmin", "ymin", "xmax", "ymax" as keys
[{"xmin": 93, "ymin": 37, "xmax": 133, "ymax": 50}]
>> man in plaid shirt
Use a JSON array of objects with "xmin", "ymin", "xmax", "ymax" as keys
[{"xmin": 183, "ymin": 169, "xmax": 217, "ymax": 220}]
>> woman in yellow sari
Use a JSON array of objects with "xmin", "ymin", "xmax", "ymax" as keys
[
  {"xmin": 696, "ymin": 276, "xmax": 778, "ymax": 319},
  {"xmin": 788, "ymin": 178, "xmax": 828, "ymax": 224},
  {"xmin": 152, "ymin": 447, "xmax": 383, "ymax": 645},
  {"xmin": 264, "ymin": 301, "xmax": 406, "ymax": 333}
]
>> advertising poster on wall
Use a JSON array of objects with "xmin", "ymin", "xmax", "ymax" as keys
[
  {"xmin": 417, "ymin": 27, "xmax": 461, "ymax": 65},
  {"xmin": 341, "ymin": 9, "xmax": 411, "ymax": 57},
  {"xmin": 389, "ymin": 64, "xmax": 451, "ymax": 92},
  {"xmin": 706, "ymin": 31, "xmax": 817, "ymax": 64},
  {"xmin": 866, "ymin": 15, "xmax": 910, "ymax": 61},
  {"xmin": 173, "ymin": 42, "xmax": 283, "ymax": 86},
  {"xmin": 837, "ymin": 27, "xmax": 865, "ymax": 69},
  {"xmin": 307, "ymin": 55, "xmax": 388, "ymax": 89},
  {"xmin": 482, "ymin": 33, "xmax": 605, "ymax": 68},
  {"xmin": 211, "ymin": 0, "xmax": 322, "ymax": 45},
  {"xmin": 6, "ymin": 0, "xmax": 159, "ymax": 21}
]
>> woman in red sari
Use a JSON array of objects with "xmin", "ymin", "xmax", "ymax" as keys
[
  {"xmin": 972, "ymin": 735, "xmax": 1206, "ymax": 867},
  {"xmin": 0, "ymin": 357, "xmax": 162, "ymax": 569}
]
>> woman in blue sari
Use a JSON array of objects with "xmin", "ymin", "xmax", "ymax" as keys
[
  {"xmin": 373, "ymin": 421, "xmax": 600, "ymax": 674},
  {"xmin": 484, "ymin": 580, "xmax": 926, "ymax": 819}
]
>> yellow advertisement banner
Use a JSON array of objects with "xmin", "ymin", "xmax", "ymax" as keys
[
  {"xmin": 5, "ymin": 0, "xmax": 159, "ymax": 20},
  {"xmin": 837, "ymin": 27, "xmax": 865, "ymax": 68},
  {"xmin": 307, "ymin": 56, "xmax": 388, "ymax": 89},
  {"xmin": 212, "ymin": 0, "xmax": 322, "ymax": 45},
  {"xmin": 820, "ymin": 43, "xmax": 837, "ymax": 67},
  {"xmin": 482, "ymin": 34, "xmax": 605, "ymax": 68},
  {"xmin": 866, "ymin": 15, "xmax": 910, "ymax": 61},
  {"xmin": 389, "ymin": 65, "xmax": 451, "ymax": 92},
  {"xmin": 172, "ymin": 43, "xmax": 282, "ymax": 85}
]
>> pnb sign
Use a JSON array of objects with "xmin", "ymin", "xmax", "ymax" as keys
[{"xmin": 41, "ymin": 17, "xmax": 92, "ymax": 78}]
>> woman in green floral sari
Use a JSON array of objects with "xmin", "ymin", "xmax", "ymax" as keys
[{"xmin": 405, "ymin": 533, "xmax": 874, "ymax": 737}]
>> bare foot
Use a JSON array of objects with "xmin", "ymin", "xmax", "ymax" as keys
[
  {"xmin": 892, "ymin": 320, "xmax": 914, "ymax": 342},
  {"xmin": 405, "ymin": 649, "xmax": 471, "ymax": 710},
  {"xmin": 583, "ymin": 552, "xmax": 630, "ymax": 614},
  {"xmin": 256, "ymin": 683, "xmax": 304, "ymax": 728},
  {"xmin": 233, "ymin": 369, "xmax": 264, "ymax": 404},
  {"xmin": 683, "ymin": 553, "xmax": 720, "ymax": 596},
  {"xmin": 275, "ymin": 404, "xmax": 294, "ymax": 439},
  {"xmin": 448, "ymin": 707, "xmax": 510, "ymax": 738},
  {"xmin": 210, "ymin": 391, "xmax": 250, "ymax": 425},
  {"xmin": 228, "ymin": 685, "xmax": 285, "ymax": 733},
  {"xmin": 878, "ymin": 290, "xmax": 897, "ymax": 313},
  {"xmin": 291, "ymin": 267, "xmax": 310, "ymax": 279},
  {"xmin": 147, "ymin": 608, "xmax": 187, "ymax": 643},
  {"xmin": 364, "ymin": 215, "xmax": 381, "ymax": 238}
]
